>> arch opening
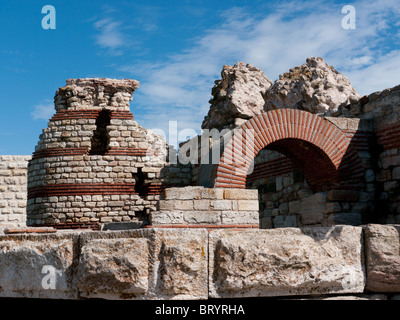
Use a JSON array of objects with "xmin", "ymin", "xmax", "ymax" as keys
[{"xmin": 263, "ymin": 138, "xmax": 339, "ymax": 192}]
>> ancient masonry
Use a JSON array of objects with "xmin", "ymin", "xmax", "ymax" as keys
[
  {"xmin": 27, "ymin": 78, "xmax": 191, "ymax": 229},
  {"xmin": 1, "ymin": 57, "xmax": 400, "ymax": 300}
]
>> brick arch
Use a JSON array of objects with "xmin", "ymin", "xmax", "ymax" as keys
[{"xmin": 214, "ymin": 109, "xmax": 363, "ymax": 190}]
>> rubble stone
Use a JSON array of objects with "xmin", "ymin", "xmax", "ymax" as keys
[
  {"xmin": 264, "ymin": 57, "xmax": 361, "ymax": 114},
  {"xmin": 202, "ymin": 62, "xmax": 273, "ymax": 130}
]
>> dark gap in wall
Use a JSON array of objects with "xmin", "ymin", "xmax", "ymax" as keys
[
  {"xmin": 367, "ymin": 135, "xmax": 387, "ymax": 223},
  {"xmin": 132, "ymin": 167, "xmax": 149, "ymax": 197},
  {"xmin": 89, "ymin": 109, "xmax": 111, "ymax": 155}
]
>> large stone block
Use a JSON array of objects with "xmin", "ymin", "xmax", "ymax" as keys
[
  {"xmin": 0, "ymin": 232, "xmax": 79, "ymax": 299},
  {"xmin": 152, "ymin": 228, "xmax": 208, "ymax": 299},
  {"xmin": 220, "ymin": 211, "xmax": 259, "ymax": 225},
  {"xmin": 162, "ymin": 187, "xmax": 204, "ymax": 200},
  {"xmin": 77, "ymin": 229, "xmax": 208, "ymax": 300},
  {"xmin": 77, "ymin": 237, "xmax": 149, "ymax": 299},
  {"xmin": 298, "ymin": 192, "xmax": 327, "ymax": 225},
  {"xmin": 364, "ymin": 224, "xmax": 400, "ymax": 292},
  {"xmin": 209, "ymin": 226, "xmax": 365, "ymax": 298},
  {"xmin": 151, "ymin": 211, "xmax": 221, "ymax": 225},
  {"xmin": 223, "ymin": 189, "xmax": 258, "ymax": 200}
]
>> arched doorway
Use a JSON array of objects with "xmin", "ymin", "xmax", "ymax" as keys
[
  {"xmin": 212, "ymin": 109, "xmax": 365, "ymax": 228},
  {"xmin": 214, "ymin": 109, "xmax": 363, "ymax": 189}
]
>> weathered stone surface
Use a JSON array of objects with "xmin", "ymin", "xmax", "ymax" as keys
[
  {"xmin": 364, "ymin": 224, "xmax": 400, "ymax": 292},
  {"xmin": 202, "ymin": 62, "xmax": 273, "ymax": 130},
  {"xmin": 209, "ymin": 226, "xmax": 365, "ymax": 298},
  {"xmin": 162, "ymin": 187, "xmax": 204, "ymax": 200},
  {"xmin": 264, "ymin": 57, "xmax": 360, "ymax": 114},
  {"xmin": 77, "ymin": 229, "xmax": 208, "ymax": 300},
  {"xmin": 292, "ymin": 192, "xmax": 327, "ymax": 225},
  {"xmin": 220, "ymin": 211, "xmax": 259, "ymax": 225},
  {"xmin": 224, "ymin": 188, "xmax": 258, "ymax": 200},
  {"xmin": 77, "ymin": 237, "xmax": 149, "ymax": 299},
  {"xmin": 0, "ymin": 155, "xmax": 30, "ymax": 227},
  {"xmin": 152, "ymin": 228, "xmax": 208, "ymax": 299},
  {"xmin": 155, "ymin": 187, "xmax": 259, "ymax": 227},
  {"xmin": 0, "ymin": 232, "xmax": 79, "ymax": 299}
]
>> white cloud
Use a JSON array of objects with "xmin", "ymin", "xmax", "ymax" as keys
[
  {"xmin": 94, "ymin": 18, "xmax": 135, "ymax": 55},
  {"xmin": 31, "ymin": 100, "xmax": 54, "ymax": 121},
  {"xmin": 121, "ymin": 0, "xmax": 400, "ymax": 137},
  {"xmin": 346, "ymin": 50, "xmax": 400, "ymax": 95},
  {"xmin": 95, "ymin": 18, "xmax": 124, "ymax": 49}
]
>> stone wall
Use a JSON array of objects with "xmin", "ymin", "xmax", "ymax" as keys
[
  {"xmin": 151, "ymin": 186, "xmax": 259, "ymax": 228},
  {"xmin": 0, "ymin": 156, "xmax": 30, "ymax": 227},
  {"xmin": 0, "ymin": 224, "xmax": 399, "ymax": 300},
  {"xmin": 338, "ymin": 84, "xmax": 400, "ymax": 224},
  {"xmin": 248, "ymin": 116, "xmax": 375, "ymax": 229}
]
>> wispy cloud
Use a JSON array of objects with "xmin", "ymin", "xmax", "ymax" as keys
[
  {"xmin": 121, "ymin": 0, "xmax": 400, "ymax": 135},
  {"xmin": 94, "ymin": 18, "xmax": 126, "ymax": 55},
  {"xmin": 31, "ymin": 100, "xmax": 54, "ymax": 121}
]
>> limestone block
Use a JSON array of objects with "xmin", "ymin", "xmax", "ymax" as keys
[
  {"xmin": 152, "ymin": 228, "xmax": 208, "ymax": 299},
  {"xmin": 150, "ymin": 211, "xmax": 185, "ymax": 225},
  {"xmin": 221, "ymin": 211, "xmax": 259, "ymax": 225},
  {"xmin": 298, "ymin": 192, "xmax": 327, "ymax": 225},
  {"xmin": 162, "ymin": 187, "xmax": 204, "ymax": 200},
  {"xmin": 151, "ymin": 210, "xmax": 220, "ymax": 225},
  {"xmin": 237, "ymin": 200, "xmax": 259, "ymax": 211},
  {"xmin": 193, "ymin": 199, "xmax": 211, "ymax": 210},
  {"xmin": 223, "ymin": 189, "xmax": 258, "ymax": 200},
  {"xmin": 364, "ymin": 224, "xmax": 400, "ymax": 292},
  {"xmin": 211, "ymin": 200, "xmax": 232, "ymax": 210},
  {"xmin": 209, "ymin": 226, "xmax": 365, "ymax": 298},
  {"xmin": 201, "ymin": 188, "xmax": 224, "ymax": 200},
  {"xmin": 77, "ymin": 237, "xmax": 149, "ymax": 299},
  {"xmin": 173, "ymin": 200, "xmax": 194, "ymax": 210},
  {"xmin": 0, "ymin": 232, "xmax": 79, "ymax": 299},
  {"xmin": 183, "ymin": 211, "xmax": 221, "ymax": 224}
]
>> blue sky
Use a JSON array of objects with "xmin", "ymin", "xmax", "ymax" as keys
[{"xmin": 1, "ymin": 0, "xmax": 400, "ymax": 155}]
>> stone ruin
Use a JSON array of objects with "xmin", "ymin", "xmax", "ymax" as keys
[
  {"xmin": 1, "ymin": 57, "xmax": 400, "ymax": 300},
  {"xmin": 27, "ymin": 78, "xmax": 191, "ymax": 229}
]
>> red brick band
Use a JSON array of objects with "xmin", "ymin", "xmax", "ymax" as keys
[
  {"xmin": 31, "ymin": 222, "xmax": 101, "ymax": 230},
  {"xmin": 105, "ymin": 147, "xmax": 148, "ymax": 156},
  {"xmin": 377, "ymin": 125, "xmax": 400, "ymax": 150},
  {"xmin": 28, "ymin": 183, "xmax": 138, "ymax": 199},
  {"xmin": 32, "ymin": 147, "xmax": 89, "ymax": 159},
  {"xmin": 144, "ymin": 224, "xmax": 259, "ymax": 230},
  {"xmin": 50, "ymin": 110, "xmax": 134, "ymax": 121},
  {"xmin": 247, "ymin": 157, "xmax": 298, "ymax": 182},
  {"xmin": 32, "ymin": 147, "xmax": 148, "ymax": 159}
]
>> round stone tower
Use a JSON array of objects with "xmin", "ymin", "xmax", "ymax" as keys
[{"xmin": 27, "ymin": 78, "xmax": 177, "ymax": 229}]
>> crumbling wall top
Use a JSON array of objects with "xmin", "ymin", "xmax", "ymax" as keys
[{"xmin": 54, "ymin": 77, "xmax": 140, "ymax": 112}]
